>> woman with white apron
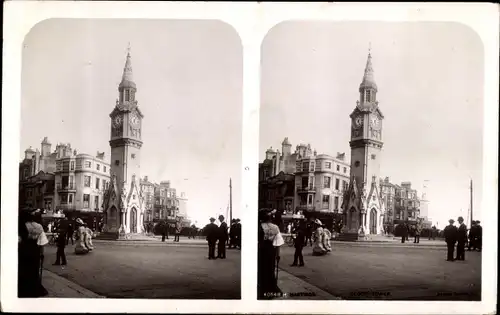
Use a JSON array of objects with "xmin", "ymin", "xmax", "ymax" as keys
[
  {"xmin": 312, "ymin": 219, "xmax": 327, "ymax": 256},
  {"xmin": 74, "ymin": 218, "xmax": 90, "ymax": 255}
]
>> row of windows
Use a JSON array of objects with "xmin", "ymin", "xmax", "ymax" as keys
[
  {"xmin": 124, "ymin": 89, "xmax": 135, "ymax": 102},
  {"xmin": 155, "ymin": 199, "xmax": 179, "ymax": 206},
  {"xmin": 395, "ymin": 210, "xmax": 419, "ymax": 220},
  {"xmin": 301, "ymin": 176, "xmax": 348, "ymax": 191},
  {"xmin": 299, "ymin": 194, "xmax": 341, "ymax": 208},
  {"xmin": 362, "ymin": 89, "xmax": 375, "ymax": 103},
  {"xmin": 58, "ymin": 160, "xmax": 108, "ymax": 173},
  {"xmin": 83, "ymin": 175, "xmax": 109, "ymax": 191},
  {"xmin": 301, "ymin": 161, "xmax": 348, "ymax": 174},
  {"xmin": 322, "ymin": 195, "xmax": 340, "ymax": 209},
  {"xmin": 60, "ymin": 193, "xmax": 100, "ymax": 210}
]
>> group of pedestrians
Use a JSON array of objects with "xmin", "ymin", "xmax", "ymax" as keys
[
  {"xmin": 399, "ymin": 220, "xmax": 424, "ymax": 244},
  {"xmin": 18, "ymin": 208, "xmax": 49, "ymax": 297},
  {"xmin": 443, "ymin": 216, "xmax": 470, "ymax": 261},
  {"xmin": 258, "ymin": 209, "xmax": 284, "ymax": 299},
  {"xmin": 467, "ymin": 220, "xmax": 482, "ymax": 251},
  {"xmin": 160, "ymin": 219, "xmax": 182, "ymax": 242},
  {"xmin": 228, "ymin": 218, "xmax": 242, "ymax": 249},
  {"xmin": 18, "ymin": 209, "xmax": 96, "ymax": 297},
  {"xmin": 204, "ymin": 215, "xmax": 230, "ymax": 260},
  {"xmin": 52, "ymin": 217, "xmax": 96, "ymax": 267},
  {"xmin": 257, "ymin": 208, "xmax": 341, "ymax": 299}
]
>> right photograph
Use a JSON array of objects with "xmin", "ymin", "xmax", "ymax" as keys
[{"xmin": 258, "ymin": 22, "xmax": 483, "ymax": 300}]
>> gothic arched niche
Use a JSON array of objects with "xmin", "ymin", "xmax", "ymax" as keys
[
  {"xmin": 130, "ymin": 207, "xmax": 138, "ymax": 233},
  {"xmin": 369, "ymin": 208, "xmax": 377, "ymax": 234},
  {"xmin": 348, "ymin": 207, "xmax": 357, "ymax": 230},
  {"xmin": 109, "ymin": 206, "xmax": 119, "ymax": 230}
]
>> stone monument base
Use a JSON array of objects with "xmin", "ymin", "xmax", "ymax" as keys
[
  {"xmin": 94, "ymin": 231, "xmax": 119, "ymax": 240},
  {"xmin": 336, "ymin": 232, "xmax": 360, "ymax": 242}
]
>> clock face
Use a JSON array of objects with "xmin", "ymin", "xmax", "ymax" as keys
[
  {"xmin": 370, "ymin": 116, "xmax": 381, "ymax": 130},
  {"xmin": 113, "ymin": 115, "xmax": 122, "ymax": 127},
  {"xmin": 354, "ymin": 116, "xmax": 363, "ymax": 128},
  {"xmin": 129, "ymin": 114, "xmax": 139, "ymax": 126}
]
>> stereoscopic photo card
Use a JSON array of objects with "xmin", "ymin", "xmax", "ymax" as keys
[
  {"xmin": 258, "ymin": 20, "xmax": 484, "ymax": 302},
  {"xmin": 2, "ymin": 2, "xmax": 498, "ymax": 314}
]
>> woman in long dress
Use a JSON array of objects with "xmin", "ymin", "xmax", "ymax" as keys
[
  {"xmin": 18, "ymin": 209, "xmax": 49, "ymax": 297},
  {"xmin": 312, "ymin": 219, "xmax": 327, "ymax": 256},
  {"xmin": 74, "ymin": 218, "xmax": 90, "ymax": 255},
  {"xmin": 258, "ymin": 209, "xmax": 284, "ymax": 299},
  {"xmin": 322, "ymin": 225, "xmax": 332, "ymax": 252},
  {"xmin": 84, "ymin": 224, "xmax": 94, "ymax": 251}
]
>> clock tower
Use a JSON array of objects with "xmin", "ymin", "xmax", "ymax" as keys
[
  {"xmin": 341, "ymin": 50, "xmax": 385, "ymax": 239},
  {"xmin": 102, "ymin": 47, "xmax": 145, "ymax": 239}
]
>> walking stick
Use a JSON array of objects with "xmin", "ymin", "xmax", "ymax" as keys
[
  {"xmin": 40, "ymin": 254, "xmax": 44, "ymax": 279},
  {"xmin": 275, "ymin": 255, "xmax": 280, "ymax": 284}
]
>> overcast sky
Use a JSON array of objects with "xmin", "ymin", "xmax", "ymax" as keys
[
  {"xmin": 21, "ymin": 19, "xmax": 242, "ymax": 226},
  {"xmin": 260, "ymin": 21, "xmax": 484, "ymax": 228}
]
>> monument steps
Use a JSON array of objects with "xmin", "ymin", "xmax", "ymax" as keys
[
  {"xmin": 335, "ymin": 233, "xmax": 396, "ymax": 242},
  {"xmin": 94, "ymin": 232, "xmax": 157, "ymax": 241},
  {"xmin": 365, "ymin": 234, "xmax": 395, "ymax": 242},
  {"xmin": 93, "ymin": 232, "xmax": 119, "ymax": 240},
  {"xmin": 125, "ymin": 233, "xmax": 157, "ymax": 241},
  {"xmin": 335, "ymin": 233, "xmax": 360, "ymax": 242}
]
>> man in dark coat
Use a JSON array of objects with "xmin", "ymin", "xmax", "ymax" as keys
[
  {"xmin": 305, "ymin": 221, "xmax": 313, "ymax": 247},
  {"xmin": 456, "ymin": 216, "xmax": 468, "ymax": 260},
  {"xmin": 53, "ymin": 227, "xmax": 67, "ymax": 266},
  {"xmin": 217, "ymin": 215, "xmax": 228, "ymax": 259},
  {"xmin": 66, "ymin": 222, "xmax": 74, "ymax": 245},
  {"xmin": 291, "ymin": 220, "xmax": 306, "ymax": 267},
  {"xmin": 414, "ymin": 220, "xmax": 422, "ymax": 244},
  {"xmin": 229, "ymin": 219, "xmax": 237, "ymax": 249},
  {"xmin": 405, "ymin": 221, "xmax": 410, "ymax": 241},
  {"xmin": 444, "ymin": 219, "xmax": 458, "ymax": 261},
  {"xmin": 475, "ymin": 221, "xmax": 482, "ymax": 251},
  {"xmin": 401, "ymin": 223, "xmax": 408, "ymax": 243},
  {"xmin": 235, "ymin": 219, "xmax": 242, "ymax": 249},
  {"xmin": 161, "ymin": 221, "xmax": 167, "ymax": 242},
  {"xmin": 468, "ymin": 220, "xmax": 477, "ymax": 251},
  {"xmin": 205, "ymin": 218, "xmax": 219, "ymax": 260}
]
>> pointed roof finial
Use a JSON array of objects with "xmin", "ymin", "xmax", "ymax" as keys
[
  {"xmin": 120, "ymin": 43, "xmax": 136, "ymax": 89},
  {"xmin": 368, "ymin": 42, "xmax": 371, "ymax": 55},
  {"xmin": 359, "ymin": 44, "xmax": 377, "ymax": 91}
]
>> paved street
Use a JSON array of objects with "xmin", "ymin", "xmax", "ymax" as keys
[
  {"xmin": 278, "ymin": 243, "xmax": 481, "ymax": 301},
  {"xmin": 43, "ymin": 243, "xmax": 240, "ymax": 299}
]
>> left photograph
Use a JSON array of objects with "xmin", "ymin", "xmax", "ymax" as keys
[{"xmin": 18, "ymin": 19, "xmax": 242, "ymax": 299}]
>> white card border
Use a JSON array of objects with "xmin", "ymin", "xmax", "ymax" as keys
[{"xmin": 2, "ymin": 2, "xmax": 498, "ymax": 314}]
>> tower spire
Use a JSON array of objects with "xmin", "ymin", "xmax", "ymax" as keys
[
  {"xmin": 360, "ymin": 48, "xmax": 377, "ymax": 92},
  {"xmin": 120, "ymin": 44, "xmax": 135, "ymax": 89}
]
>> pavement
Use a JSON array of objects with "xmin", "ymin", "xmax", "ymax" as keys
[
  {"xmin": 275, "ymin": 270, "xmax": 341, "ymax": 300},
  {"xmin": 275, "ymin": 243, "xmax": 481, "ymax": 301},
  {"xmin": 42, "ymin": 269, "xmax": 104, "ymax": 298},
  {"xmin": 41, "ymin": 241, "xmax": 240, "ymax": 299},
  {"xmin": 92, "ymin": 236, "xmax": 207, "ymax": 247}
]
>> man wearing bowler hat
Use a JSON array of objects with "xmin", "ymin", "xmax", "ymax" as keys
[
  {"xmin": 475, "ymin": 220, "xmax": 482, "ymax": 251},
  {"xmin": 217, "ymin": 215, "xmax": 228, "ymax": 259},
  {"xmin": 456, "ymin": 216, "xmax": 467, "ymax": 260},
  {"xmin": 444, "ymin": 219, "xmax": 458, "ymax": 261},
  {"xmin": 205, "ymin": 217, "xmax": 219, "ymax": 260}
]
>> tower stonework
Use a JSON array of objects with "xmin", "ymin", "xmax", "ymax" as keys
[
  {"xmin": 341, "ymin": 51, "xmax": 385, "ymax": 239},
  {"xmin": 102, "ymin": 48, "xmax": 145, "ymax": 239}
]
